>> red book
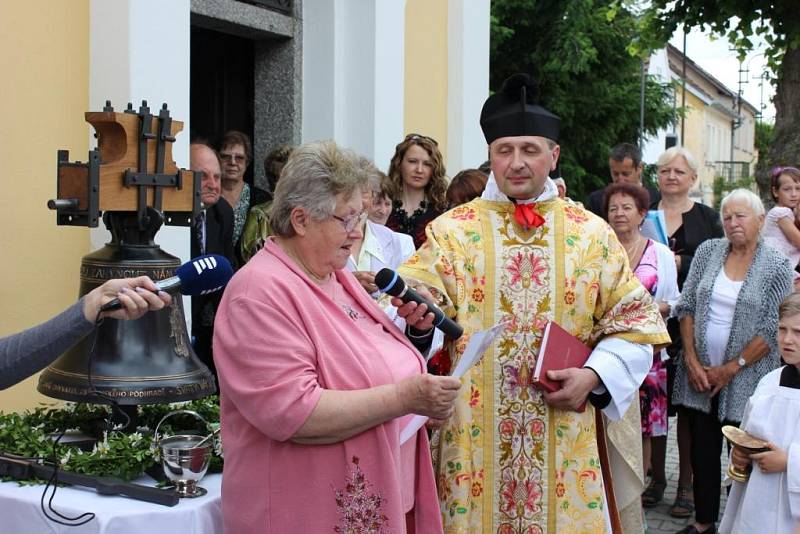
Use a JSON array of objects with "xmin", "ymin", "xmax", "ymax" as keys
[{"xmin": 533, "ymin": 321, "xmax": 592, "ymax": 400}]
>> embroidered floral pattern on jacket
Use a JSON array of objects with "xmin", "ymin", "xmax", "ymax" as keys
[{"xmin": 333, "ymin": 456, "xmax": 389, "ymax": 533}]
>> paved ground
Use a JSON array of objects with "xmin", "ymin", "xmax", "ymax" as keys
[{"xmin": 643, "ymin": 415, "xmax": 728, "ymax": 534}]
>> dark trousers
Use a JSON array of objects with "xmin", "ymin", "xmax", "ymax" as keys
[{"xmin": 685, "ymin": 398, "xmax": 737, "ymax": 524}]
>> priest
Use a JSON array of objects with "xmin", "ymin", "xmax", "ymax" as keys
[{"xmin": 396, "ymin": 73, "xmax": 670, "ymax": 532}]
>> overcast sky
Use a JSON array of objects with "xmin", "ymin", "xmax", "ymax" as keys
[{"xmin": 669, "ymin": 26, "xmax": 776, "ymax": 123}]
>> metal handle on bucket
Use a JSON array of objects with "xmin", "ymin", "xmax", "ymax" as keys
[{"xmin": 154, "ymin": 410, "xmax": 210, "ymax": 445}]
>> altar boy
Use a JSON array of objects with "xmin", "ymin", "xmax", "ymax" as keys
[{"xmin": 720, "ymin": 292, "xmax": 800, "ymax": 533}]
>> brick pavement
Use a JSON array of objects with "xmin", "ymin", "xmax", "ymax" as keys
[{"xmin": 643, "ymin": 416, "xmax": 729, "ymax": 534}]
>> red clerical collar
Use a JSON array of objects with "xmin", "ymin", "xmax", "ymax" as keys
[{"xmin": 513, "ymin": 202, "xmax": 545, "ymax": 229}]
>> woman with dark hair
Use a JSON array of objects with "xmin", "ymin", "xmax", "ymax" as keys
[
  {"xmin": 446, "ymin": 169, "xmax": 488, "ymax": 208},
  {"xmin": 219, "ymin": 130, "xmax": 270, "ymax": 248},
  {"xmin": 385, "ymin": 134, "xmax": 448, "ymax": 248},
  {"xmin": 604, "ymin": 182, "xmax": 679, "ymax": 530},
  {"xmin": 238, "ymin": 145, "xmax": 296, "ymax": 264}
]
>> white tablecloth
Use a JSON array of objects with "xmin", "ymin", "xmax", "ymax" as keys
[{"xmin": 0, "ymin": 473, "xmax": 222, "ymax": 533}]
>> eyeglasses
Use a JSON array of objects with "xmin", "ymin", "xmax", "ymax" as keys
[
  {"xmin": 404, "ymin": 133, "xmax": 438, "ymax": 146},
  {"xmin": 331, "ymin": 212, "xmax": 367, "ymax": 232},
  {"xmin": 220, "ymin": 153, "xmax": 247, "ymax": 164}
]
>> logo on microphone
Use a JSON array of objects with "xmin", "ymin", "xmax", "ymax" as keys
[
  {"xmin": 199, "ymin": 285, "xmax": 225, "ymax": 295},
  {"xmin": 192, "ymin": 256, "xmax": 219, "ymax": 275}
]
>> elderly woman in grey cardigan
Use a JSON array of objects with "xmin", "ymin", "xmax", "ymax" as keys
[{"xmin": 672, "ymin": 188, "xmax": 793, "ymax": 534}]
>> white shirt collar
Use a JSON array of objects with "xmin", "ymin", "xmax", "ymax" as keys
[
  {"xmin": 349, "ymin": 220, "xmax": 385, "ymax": 271},
  {"xmin": 480, "ymin": 171, "xmax": 559, "ymax": 204}
]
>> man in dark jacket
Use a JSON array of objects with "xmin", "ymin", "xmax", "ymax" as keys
[
  {"xmin": 190, "ymin": 142, "xmax": 234, "ymax": 380},
  {"xmin": 584, "ymin": 142, "xmax": 661, "ymax": 218}
]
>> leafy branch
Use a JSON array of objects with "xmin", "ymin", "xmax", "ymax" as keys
[{"xmin": 0, "ymin": 397, "xmax": 223, "ymax": 483}]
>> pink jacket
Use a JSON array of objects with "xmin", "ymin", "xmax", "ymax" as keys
[{"xmin": 214, "ymin": 239, "xmax": 442, "ymax": 533}]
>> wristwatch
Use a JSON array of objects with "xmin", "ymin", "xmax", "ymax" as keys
[{"xmin": 736, "ymin": 356, "xmax": 747, "ymax": 368}]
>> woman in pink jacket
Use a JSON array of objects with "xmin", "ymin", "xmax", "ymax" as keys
[{"xmin": 213, "ymin": 140, "xmax": 459, "ymax": 533}]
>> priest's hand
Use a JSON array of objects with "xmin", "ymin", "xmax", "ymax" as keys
[
  {"xmin": 542, "ymin": 367, "xmax": 598, "ymax": 412},
  {"xmin": 730, "ymin": 445, "xmax": 752, "ymax": 472},
  {"xmin": 392, "ymin": 285, "xmax": 437, "ymax": 332},
  {"xmin": 750, "ymin": 443, "xmax": 788, "ymax": 474},
  {"xmin": 705, "ymin": 362, "xmax": 737, "ymax": 396},
  {"xmin": 353, "ymin": 271, "xmax": 378, "ymax": 294}
]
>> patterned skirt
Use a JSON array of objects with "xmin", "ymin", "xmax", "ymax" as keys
[{"xmin": 639, "ymin": 356, "xmax": 668, "ymax": 437}]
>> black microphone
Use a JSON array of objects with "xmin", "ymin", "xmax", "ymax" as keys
[
  {"xmin": 100, "ymin": 254, "xmax": 234, "ymax": 312},
  {"xmin": 374, "ymin": 268, "xmax": 463, "ymax": 339}
]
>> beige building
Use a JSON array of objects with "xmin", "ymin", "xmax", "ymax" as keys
[
  {"xmin": 0, "ymin": 0, "xmax": 490, "ymax": 411},
  {"xmin": 645, "ymin": 44, "xmax": 759, "ymax": 206}
]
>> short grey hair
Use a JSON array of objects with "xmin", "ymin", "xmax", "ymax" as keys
[
  {"xmin": 720, "ymin": 188, "xmax": 765, "ymax": 217},
  {"xmin": 356, "ymin": 156, "xmax": 383, "ymax": 196},
  {"xmin": 657, "ymin": 146, "xmax": 699, "ymax": 175},
  {"xmin": 270, "ymin": 140, "xmax": 366, "ymax": 237}
]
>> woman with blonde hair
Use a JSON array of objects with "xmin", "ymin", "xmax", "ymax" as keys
[
  {"xmin": 385, "ymin": 134, "xmax": 448, "ymax": 248},
  {"xmin": 643, "ymin": 146, "xmax": 724, "ymax": 516}
]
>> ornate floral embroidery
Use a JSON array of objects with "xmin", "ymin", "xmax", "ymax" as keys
[
  {"xmin": 451, "ymin": 205, "xmax": 478, "ymax": 221},
  {"xmin": 563, "ymin": 204, "xmax": 589, "ymax": 224},
  {"xmin": 333, "ymin": 456, "xmax": 389, "ymax": 533},
  {"xmin": 469, "ymin": 385, "xmax": 481, "ymax": 407},
  {"xmin": 397, "ymin": 198, "xmax": 669, "ymax": 532},
  {"xmin": 507, "ymin": 250, "xmax": 548, "ymax": 289},
  {"xmin": 564, "ymin": 289, "xmax": 576, "ymax": 305}
]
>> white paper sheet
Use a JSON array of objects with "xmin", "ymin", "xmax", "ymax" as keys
[{"xmin": 399, "ymin": 321, "xmax": 508, "ymax": 444}]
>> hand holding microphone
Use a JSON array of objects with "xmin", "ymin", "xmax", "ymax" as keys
[
  {"xmin": 84, "ymin": 277, "xmax": 173, "ymax": 322},
  {"xmin": 96, "ymin": 254, "xmax": 234, "ymax": 318},
  {"xmin": 374, "ymin": 268, "xmax": 463, "ymax": 340}
]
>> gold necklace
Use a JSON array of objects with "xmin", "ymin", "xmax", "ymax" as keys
[{"xmin": 623, "ymin": 235, "xmax": 645, "ymax": 264}]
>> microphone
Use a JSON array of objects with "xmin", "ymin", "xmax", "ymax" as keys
[
  {"xmin": 100, "ymin": 254, "xmax": 234, "ymax": 312},
  {"xmin": 374, "ymin": 268, "xmax": 463, "ymax": 339}
]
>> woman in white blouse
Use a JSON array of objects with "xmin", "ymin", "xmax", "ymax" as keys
[{"xmin": 348, "ymin": 158, "xmax": 415, "ymax": 296}]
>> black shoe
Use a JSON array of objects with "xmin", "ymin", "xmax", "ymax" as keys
[
  {"xmin": 670, "ymin": 485, "xmax": 694, "ymax": 518},
  {"xmin": 641, "ymin": 479, "xmax": 667, "ymax": 508},
  {"xmin": 675, "ymin": 525, "xmax": 716, "ymax": 534}
]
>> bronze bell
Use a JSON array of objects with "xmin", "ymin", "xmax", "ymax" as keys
[{"xmin": 39, "ymin": 101, "xmax": 215, "ymax": 405}]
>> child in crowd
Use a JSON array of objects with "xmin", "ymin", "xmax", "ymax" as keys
[
  {"xmin": 719, "ymin": 292, "xmax": 800, "ymax": 533},
  {"xmin": 763, "ymin": 166, "xmax": 800, "ymax": 287}
]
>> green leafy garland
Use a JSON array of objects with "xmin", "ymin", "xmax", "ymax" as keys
[{"xmin": 0, "ymin": 397, "xmax": 222, "ymax": 483}]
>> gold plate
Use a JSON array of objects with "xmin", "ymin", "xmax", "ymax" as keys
[{"xmin": 721, "ymin": 425, "xmax": 770, "ymax": 452}]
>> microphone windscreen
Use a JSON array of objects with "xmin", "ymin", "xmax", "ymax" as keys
[
  {"xmin": 175, "ymin": 255, "xmax": 234, "ymax": 296},
  {"xmin": 375, "ymin": 268, "xmax": 406, "ymax": 297}
]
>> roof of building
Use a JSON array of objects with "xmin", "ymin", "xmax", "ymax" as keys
[{"xmin": 666, "ymin": 43, "xmax": 759, "ymax": 116}]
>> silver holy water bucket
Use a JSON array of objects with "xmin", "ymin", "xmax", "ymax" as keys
[{"xmin": 154, "ymin": 410, "xmax": 213, "ymax": 498}]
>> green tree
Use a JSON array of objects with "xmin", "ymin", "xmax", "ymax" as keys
[
  {"xmin": 491, "ymin": 0, "xmax": 676, "ymax": 201},
  {"xmin": 755, "ymin": 120, "xmax": 774, "ymax": 157},
  {"xmin": 641, "ymin": 0, "xmax": 800, "ymax": 203}
]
